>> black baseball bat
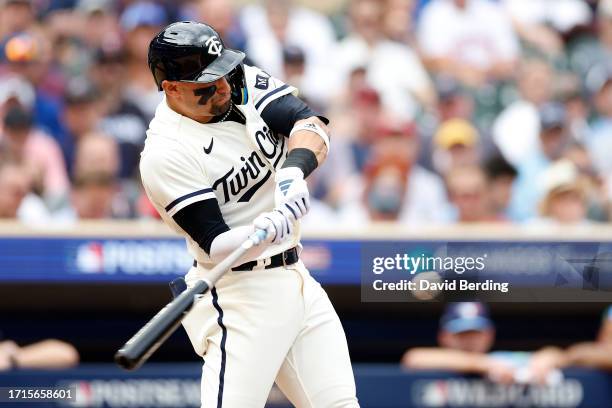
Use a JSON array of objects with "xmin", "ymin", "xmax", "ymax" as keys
[{"xmin": 114, "ymin": 229, "xmax": 267, "ymax": 370}]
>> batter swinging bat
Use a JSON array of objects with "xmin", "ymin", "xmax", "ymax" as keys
[{"xmin": 114, "ymin": 229, "xmax": 268, "ymax": 370}]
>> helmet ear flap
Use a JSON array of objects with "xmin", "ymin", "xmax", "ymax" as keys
[{"xmin": 227, "ymin": 64, "xmax": 249, "ymax": 105}]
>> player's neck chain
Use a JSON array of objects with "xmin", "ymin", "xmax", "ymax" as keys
[
  {"xmin": 218, "ymin": 102, "xmax": 233, "ymax": 123},
  {"xmin": 209, "ymin": 102, "xmax": 246, "ymax": 125}
]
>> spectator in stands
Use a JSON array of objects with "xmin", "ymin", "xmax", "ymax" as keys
[
  {"xmin": 90, "ymin": 45, "xmax": 148, "ymax": 181},
  {"xmin": 534, "ymin": 160, "xmax": 591, "ymax": 225},
  {"xmin": 535, "ymin": 103, "xmax": 572, "ymax": 165},
  {"xmin": 197, "ymin": 0, "xmax": 247, "ymax": 52},
  {"xmin": 501, "ymin": 0, "xmax": 591, "ymax": 57},
  {"xmin": 70, "ymin": 172, "xmax": 119, "ymax": 219},
  {"xmin": 334, "ymin": 0, "xmax": 434, "ymax": 119},
  {"xmin": 63, "ymin": 132, "xmax": 130, "ymax": 220},
  {"xmin": 0, "ymin": 74, "xmax": 35, "ymax": 128},
  {"xmin": 381, "ymin": 0, "xmax": 417, "ymax": 44},
  {"xmin": 417, "ymin": 0, "xmax": 519, "ymax": 87},
  {"xmin": 563, "ymin": 87, "xmax": 591, "ymax": 143},
  {"xmin": 339, "ymin": 121, "xmax": 451, "ymax": 224},
  {"xmin": 241, "ymin": 0, "xmax": 337, "ymax": 105},
  {"xmin": 76, "ymin": 0, "xmax": 121, "ymax": 51},
  {"xmin": 333, "ymin": 86, "xmax": 386, "ymax": 174},
  {"xmin": 309, "ymin": 84, "xmax": 384, "ymax": 213},
  {"xmin": 282, "ymin": 44, "xmax": 305, "ymax": 73},
  {"xmin": 584, "ymin": 64, "xmax": 612, "ymax": 180},
  {"xmin": 402, "ymin": 302, "xmax": 519, "ymax": 384},
  {"xmin": 338, "ymin": 123, "xmax": 412, "ymax": 224},
  {"xmin": 382, "ymin": 121, "xmax": 452, "ymax": 225},
  {"xmin": 0, "ymin": 161, "xmax": 49, "ymax": 223},
  {"xmin": 528, "ymin": 305, "xmax": 612, "ymax": 384},
  {"xmin": 281, "ymin": 45, "xmax": 307, "ymax": 97},
  {"xmin": 45, "ymin": 0, "xmax": 122, "ymax": 78},
  {"xmin": 279, "ymin": 45, "xmax": 327, "ymax": 113},
  {"xmin": 0, "ymin": 105, "xmax": 69, "ymax": 211},
  {"xmin": 562, "ymin": 143, "xmax": 610, "ymax": 222},
  {"xmin": 433, "ymin": 76, "xmax": 475, "ymax": 124},
  {"xmin": 446, "ymin": 165, "xmax": 498, "ymax": 223},
  {"xmin": 432, "ymin": 119, "xmax": 481, "ymax": 176},
  {"xmin": 73, "ymin": 131, "xmax": 118, "ymax": 177},
  {"xmin": 568, "ymin": 0, "xmax": 612, "ymax": 79},
  {"xmin": 60, "ymin": 76, "xmax": 104, "ymax": 177},
  {"xmin": 419, "ymin": 76, "xmax": 477, "ymax": 170},
  {"xmin": 0, "ymin": 160, "xmax": 29, "ymax": 219},
  {"xmin": 509, "ymin": 102, "xmax": 571, "ymax": 222},
  {"xmin": 1, "ymin": 32, "xmax": 66, "ymax": 144},
  {"xmin": 492, "ymin": 58, "xmax": 555, "ymax": 168},
  {"xmin": 0, "ymin": 0, "xmax": 36, "ymax": 39},
  {"xmin": 354, "ymin": 153, "xmax": 410, "ymax": 223},
  {"xmin": 0, "ymin": 336, "xmax": 78, "ymax": 370},
  {"xmin": 484, "ymin": 155, "xmax": 518, "ymax": 221},
  {"xmin": 347, "ymin": 88, "xmax": 385, "ymax": 171},
  {"xmin": 120, "ymin": 1, "xmax": 167, "ymax": 120}
]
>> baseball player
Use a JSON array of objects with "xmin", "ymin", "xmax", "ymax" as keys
[{"xmin": 141, "ymin": 21, "xmax": 359, "ymax": 407}]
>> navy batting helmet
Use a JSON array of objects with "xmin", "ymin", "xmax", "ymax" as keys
[{"xmin": 148, "ymin": 21, "xmax": 248, "ymax": 105}]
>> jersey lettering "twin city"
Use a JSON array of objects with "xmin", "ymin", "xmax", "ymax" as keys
[{"xmin": 211, "ymin": 125, "xmax": 285, "ymax": 204}]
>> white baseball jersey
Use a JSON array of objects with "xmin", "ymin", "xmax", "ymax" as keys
[
  {"xmin": 141, "ymin": 63, "xmax": 359, "ymax": 408},
  {"xmin": 140, "ymin": 65, "xmax": 301, "ymax": 267}
]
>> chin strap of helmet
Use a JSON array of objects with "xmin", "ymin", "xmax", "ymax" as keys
[{"xmin": 227, "ymin": 64, "xmax": 249, "ymax": 105}]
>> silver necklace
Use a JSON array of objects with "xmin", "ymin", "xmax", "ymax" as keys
[{"xmin": 218, "ymin": 102, "xmax": 233, "ymax": 123}]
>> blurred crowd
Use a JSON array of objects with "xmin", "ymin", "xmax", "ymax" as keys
[{"xmin": 1, "ymin": 0, "xmax": 611, "ymax": 227}]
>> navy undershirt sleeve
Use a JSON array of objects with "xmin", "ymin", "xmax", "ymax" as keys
[
  {"xmin": 261, "ymin": 94, "xmax": 329, "ymax": 137},
  {"xmin": 172, "ymin": 199, "xmax": 230, "ymax": 255}
]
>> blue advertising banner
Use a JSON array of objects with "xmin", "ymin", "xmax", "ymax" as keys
[
  {"xmin": 0, "ymin": 364, "xmax": 609, "ymax": 408},
  {"xmin": 0, "ymin": 237, "xmax": 361, "ymax": 284},
  {"xmin": 1, "ymin": 235, "xmax": 612, "ymax": 294}
]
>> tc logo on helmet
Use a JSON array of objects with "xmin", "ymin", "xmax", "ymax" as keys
[{"xmin": 205, "ymin": 36, "xmax": 223, "ymax": 56}]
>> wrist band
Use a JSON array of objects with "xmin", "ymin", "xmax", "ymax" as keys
[
  {"xmin": 281, "ymin": 148, "xmax": 318, "ymax": 178},
  {"xmin": 288, "ymin": 121, "xmax": 330, "ymax": 152}
]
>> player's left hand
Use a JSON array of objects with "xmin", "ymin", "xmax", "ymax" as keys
[
  {"xmin": 253, "ymin": 208, "xmax": 294, "ymax": 244},
  {"xmin": 274, "ymin": 167, "xmax": 310, "ymax": 219}
]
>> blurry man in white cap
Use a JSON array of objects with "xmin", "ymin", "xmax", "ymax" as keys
[{"xmin": 535, "ymin": 159, "xmax": 591, "ymax": 225}]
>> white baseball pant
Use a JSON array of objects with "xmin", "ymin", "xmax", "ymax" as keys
[{"xmin": 182, "ymin": 260, "xmax": 360, "ymax": 408}]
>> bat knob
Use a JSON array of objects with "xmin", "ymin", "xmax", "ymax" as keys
[{"xmin": 114, "ymin": 349, "xmax": 139, "ymax": 371}]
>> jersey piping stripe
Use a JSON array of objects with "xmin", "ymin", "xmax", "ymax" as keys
[
  {"xmin": 254, "ymin": 84, "xmax": 290, "ymax": 111},
  {"xmin": 211, "ymin": 287, "xmax": 227, "ymax": 408},
  {"xmin": 165, "ymin": 188, "xmax": 214, "ymax": 212}
]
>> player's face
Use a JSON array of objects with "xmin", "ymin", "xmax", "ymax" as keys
[{"xmin": 172, "ymin": 78, "xmax": 232, "ymax": 120}]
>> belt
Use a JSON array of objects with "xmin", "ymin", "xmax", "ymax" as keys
[
  {"xmin": 233, "ymin": 247, "xmax": 299, "ymax": 271},
  {"xmin": 192, "ymin": 247, "xmax": 299, "ymax": 272}
]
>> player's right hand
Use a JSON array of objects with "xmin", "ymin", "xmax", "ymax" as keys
[{"xmin": 253, "ymin": 208, "xmax": 294, "ymax": 244}]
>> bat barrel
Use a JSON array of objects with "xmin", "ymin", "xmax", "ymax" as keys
[
  {"xmin": 114, "ymin": 280, "xmax": 209, "ymax": 370},
  {"xmin": 114, "ymin": 229, "xmax": 266, "ymax": 370}
]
